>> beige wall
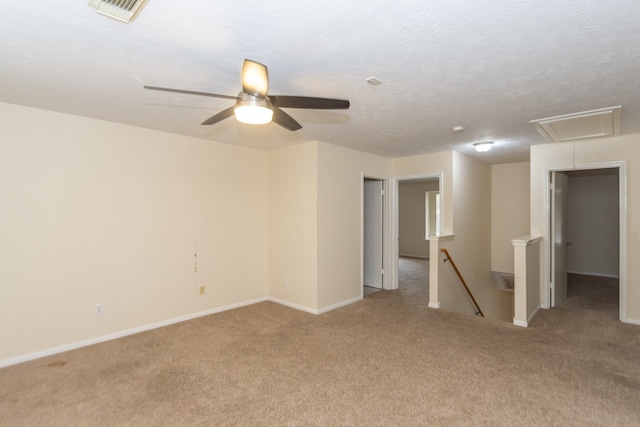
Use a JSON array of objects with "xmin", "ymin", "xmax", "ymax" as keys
[
  {"xmin": 268, "ymin": 142, "xmax": 319, "ymax": 311},
  {"xmin": 1, "ymin": 101, "xmax": 546, "ymax": 364},
  {"xmin": 316, "ymin": 142, "xmax": 391, "ymax": 310},
  {"xmin": 0, "ymin": 102, "xmax": 269, "ymax": 362},
  {"xmin": 491, "ymin": 162, "xmax": 530, "ymax": 273},
  {"xmin": 398, "ymin": 180, "xmax": 439, "ymax": 258},
  {"xmin": 268, "ymin": 141, "xmax": 391, "ymax": 312},
  {"xmin": 393, "ymin": 151, "xmax": 512, "ymax": 321},
  {"xmin": 450, "ymin": 152, "xmax": 511, "ymax": 321},
  {"xmin": 567, "ymin": 171, "xmax": 619, "ymax": 277},
  {"xmin": 393, "ymin": 151, "xmax": 453, "ymax": 234},
  {"xmin": 530, "ymin": 135, "xmax": 640, "ymax": 323}
]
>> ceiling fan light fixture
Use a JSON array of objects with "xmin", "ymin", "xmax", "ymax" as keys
[
  {"xmin": 235, "ymin": 105, "xmax": 273, "ymax": 124},
  {"xmin": 234, "ymin": 93, "xmax": 273, "ymax": 125},
  {"xmin": 474, "ymin": 141, "xmax": 494, "ymax": 152}
]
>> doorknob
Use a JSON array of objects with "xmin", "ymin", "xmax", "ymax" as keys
[{"xmin": 564, "ymin": 241, "xmax": 572, "ymax": 247}]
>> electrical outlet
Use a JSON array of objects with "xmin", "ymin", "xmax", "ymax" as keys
[
  {"xmin": 283, "ymin": 277, "xmax": 288, "ymax": 287},
  {"xmin": 199, "ymin": 286, "xmax": 206, "ymax": 295},
  {"xmin": 95, "ymin": 303, "xmax": 104, "ymax": 316}
]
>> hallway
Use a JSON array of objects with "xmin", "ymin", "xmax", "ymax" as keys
[{"xmin": 397, "ymin": 256, "xmax": 430, "ymax": 306}]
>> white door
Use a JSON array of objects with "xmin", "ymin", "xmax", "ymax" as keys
[
  {"xmin": 364, "ymin": 180, "xmax": 383, "ymax": 289},
  {"xmin": 551, "ymin": 171, "xmax": 569, "ymax": 307}
]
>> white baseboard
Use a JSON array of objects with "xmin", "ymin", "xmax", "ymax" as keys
[
  {"xmin": 267, "ymin": 297, "xmax": 319, "ymax": 314},
  {"xmin": 622, "ymin": 317, "xmax": 640, "ymax": 326},
  {"xmin": 528, "ymin": 305, "xmax": 541, "ymax": 324},
  {"xmin": 567, "ymin": 270, "xmax": 619, "ymax": 279},
  {"xmin": 1, "ymin": 293, "xmax": 372, "ymax": 368},
  {"xmin": 0, "ymin": 297, "xmax": 269, "ymax": 369},
  {"xmin": 267, "ymin": 295, "xmax": 363, "ymax": 315},
  {"xmin": 399, "ymin": 253, "xmax": 429, "ymax": 259},
  {"xmin": 428, "ymin": 302, "xmax": 440, "ymax": 309},
  {"xmin": 513, "ymin": 319, "xmax": 528, "ymax": 328},
  {"xmin": 513, "ymin": 305, "xmax": 542, "ymax": 328},
  {"xmin": 317, "ymin": 296, "xmax": 362, "ymax": 314}
]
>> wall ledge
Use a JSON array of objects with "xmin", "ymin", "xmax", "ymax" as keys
[
  {"xmin": 511, "ymin": 235, "xmax": 542, "ymax": 246},
  {"xmin": 428, "ymin": 234, "xmax": 455, "ymax": 242}
]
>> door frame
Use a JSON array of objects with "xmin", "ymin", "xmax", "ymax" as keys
[
  {"xmin": 550, "ymin": 171, "xmax": 569, "ymax": 308},
  {"xmin": 543, "ymin": 161, "xmax": 627, "ymax": 321},
  {"xmin": 389, "ymin": 173, "xmax": 443, "ymax": 290},
  {"xmin": 361, "ymin": 175, "xmax": 390, "ymax": 293}
]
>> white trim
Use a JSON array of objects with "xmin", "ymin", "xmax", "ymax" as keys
[
  {"xmin": 542, "ymin": 161, "xmax": 627, "ymax": 321},
  {"xmin": 391, "ymin": 173, "xmax": 444, "ymax": 291},
  {"xmin": 428, "ymin": 302, "xmax": 440, "ymax": 309},
  {"xmin": 528, "ymin": 305, "xmax": 541, "ymax": 325},
  {"xmin": 317, "ymin": 296, "xmax": 363, "ymax": 314},
  {"xmin": 361, "ymin": 174, "xmax": 391, "ymax": 291},
  {"xmin": 399, "ymin": 253, "xmax": 429, "ymax": 259},
  {"xmin": 0, "ymin": 297, "xmax": 269, "ymax": 368},
  {"xmin": 1, "ymin": 293, "xmax": 372, "ymax": 368},
  {"xmin": 567, "ymin": 270, "xmax": 619, "ymax": 279},
  {"xmin": 511, "ymin": 236, "xmax": 543, "ymax": 247},
  {"xmin": 618, "ymin": 162, "xmax": 628, "ymax": 323},
  {"xmin": 268, "ymin": 297, "xmax": 319, "ymax": 315},
  {"xmin": 270, "ymin": 295, "xmax": 363, "ymax": 315},
  {"xmin": 428, "ymin": 234, "xmax": 455, "ymax": 242},
  {"xmin": 623, "ymin": 318, "xmax": 640, "ymax": 326},
  {"xmin": 513, "ymin": 305, "xmax": 542, "ymax": 328},
  {"xmin": 268, "ymin": 296, "xmax": 364, "ymax": 315}
]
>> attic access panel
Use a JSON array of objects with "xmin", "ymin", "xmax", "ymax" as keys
[{"xmin": 531, "ymin": 106, "xmax": 621, "ymax": 143}]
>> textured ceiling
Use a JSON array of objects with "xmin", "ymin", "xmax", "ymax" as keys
[{"xmin": 2, "ymin": 0, "xmax": 640, "ymax": 163}]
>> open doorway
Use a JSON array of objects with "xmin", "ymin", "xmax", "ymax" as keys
[
  {"xmin": 549, "ymin": 167, "xmax": 623, "ymax": 319},
  {"xmin": 396, "ymin": 177, "xmax": 440, "ymax": 295}
]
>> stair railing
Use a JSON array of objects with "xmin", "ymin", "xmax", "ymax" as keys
[{"xmin": 440, "ymin": 248, "xmax": 484, "ymax": 317}]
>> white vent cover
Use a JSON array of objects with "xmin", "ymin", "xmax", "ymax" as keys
[
  {"xmin": 492, "ymin": 271, "xmax": 514, "ymax": 292},
  {"xmin": 530, "ymin": 106, "xmax": 621, "ymax": 143},
  {"xmin": 88, "ymin": 0, "xmax": 148, "ymax": 23}
]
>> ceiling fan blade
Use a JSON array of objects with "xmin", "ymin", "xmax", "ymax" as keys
[
  {"xmin": 272, "ymin": 107, "xmax": 302, "ymax": 131},
  {"xmin": 241, "ymin": 59, "xmax": 269, "ymax": 98},
  {"xmin": 270, "ymin": 95, "xmax": 350, "ymax": 110},
  {"xmin": 201, "ymin": 106, "xmax": 235, "ymax": 125},
  {"xmin": 144, "ymin": 86, "xmax": 239, "ymax": 100}
]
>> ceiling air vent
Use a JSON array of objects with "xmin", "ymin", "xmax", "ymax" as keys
[
  {"xmin": 530, "ymin": 106, "xmax": 621, "ymax": 143},
  {"xmin": 88, "ymin": 0, "xmax": 149, "ymax": 23}
]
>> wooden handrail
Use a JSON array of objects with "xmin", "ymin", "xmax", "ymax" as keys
[{"xmin": 440, "ymin": 248, "xmax": 484, "ymax": 317}]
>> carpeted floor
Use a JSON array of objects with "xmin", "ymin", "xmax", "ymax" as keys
[{"xmin": 1, "ymin": 260, "xmax": 639, "ymax": 426}]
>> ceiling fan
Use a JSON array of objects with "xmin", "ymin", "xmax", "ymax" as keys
[{"xmin": 144, "ymin": 59, "xmax": 350, "ymax": 131}]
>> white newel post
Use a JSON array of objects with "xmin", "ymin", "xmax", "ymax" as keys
[{"xmin": 512, "ymin": 236, "xmax": 542, "ymax": 327}]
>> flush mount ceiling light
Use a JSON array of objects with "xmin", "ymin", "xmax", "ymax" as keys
[
  {"xmin": 233, "ymin": 93, "xmax": 273, "ymax": 125},
  {"xmin": 365, "ymin": 77, "xmax": 383, "ymax": 86},
  {"xmin": 474, "ymin": 141, "xmax": 494, "ymax": 152}
]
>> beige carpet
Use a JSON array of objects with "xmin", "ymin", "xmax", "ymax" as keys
[{"xmin": 1, "ymin": 259, "xmax": 639, "ymax": 426}]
